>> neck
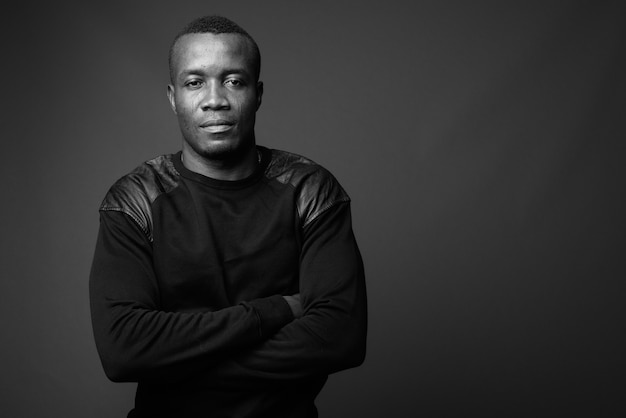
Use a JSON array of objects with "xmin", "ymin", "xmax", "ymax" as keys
[{"xmin": 181, "ymin": 144, "xmax": 259, "ymax": 181}]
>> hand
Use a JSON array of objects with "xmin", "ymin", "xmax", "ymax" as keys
[{"xmin": 283, "ymin": 294, "xmax": 303, "ymax": 319}]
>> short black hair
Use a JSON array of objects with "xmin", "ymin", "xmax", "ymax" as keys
[{"xmin": 168, "ymin": 15, "xmax": 261, "ymax": 83}]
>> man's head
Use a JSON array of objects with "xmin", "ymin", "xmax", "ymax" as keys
[
  {"xmin": 169, "ymin": 15, "xmax": 261, "ymax": 83},
  {"xmin": 167, "ymin": 16, "xmax": 263, "ymax": 165}
]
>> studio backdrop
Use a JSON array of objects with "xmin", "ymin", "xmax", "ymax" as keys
[{"xmin": 1, "ymin": 1, "xmax": 624, "ymax": 417}]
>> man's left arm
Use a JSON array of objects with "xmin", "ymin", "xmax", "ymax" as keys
[{"xmin": 204, "ymin": 200, "xmax": 367, "ymax": 385}]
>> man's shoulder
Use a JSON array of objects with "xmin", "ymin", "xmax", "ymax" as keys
[
  {"xmin": 265, "ymin": 148, "xmax": 350, "ymax": 227},
  {"xmin": 100, "ymin": 154, "xmax": 180, "ymax": 210},
  {"xmin": 99, "ymin": 154, "xmax": 180, "ymax": 239},
  {"xmin": 265, "ymin": 148, "xmax": 334, "ymax": 185}
]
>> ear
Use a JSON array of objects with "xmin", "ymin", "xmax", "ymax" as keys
[
  {"xmin": 256, "ymin": 81, "xmax": 263, "ymax": 110},
  {"xmin": 167, "ymin": 84, "xmax": 177, "ymax": 114}
]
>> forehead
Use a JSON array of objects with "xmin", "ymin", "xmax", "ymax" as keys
[{"xmin": 171, "ymin": 33, "xmax": 255, "ymax": 73}]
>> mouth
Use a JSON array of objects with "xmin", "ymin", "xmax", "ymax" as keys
[{"xmin": 199, "ymin": 119, "xmax": 235, "ymax": 133}]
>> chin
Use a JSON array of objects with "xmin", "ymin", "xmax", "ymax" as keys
[{"xmin": 196, "ymin": 139, "xmax": 252, "ymax": 161}]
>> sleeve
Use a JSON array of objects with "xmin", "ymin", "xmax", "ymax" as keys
[
  {"xmin": 198, "ymin": 201, "xmax": 368, "ymax": 387},
  {"xmin": 89, "ymin": 210, "xmax": 294, "ymax": 383}
]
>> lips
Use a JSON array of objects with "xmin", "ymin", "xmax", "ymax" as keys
[
  {"xmin": 199, "ymin": 119, "xmax": 234, "ymax": 127},
  {"xmin": 199, "ymin": 119, "xmax": 235, "ymax": 133}
]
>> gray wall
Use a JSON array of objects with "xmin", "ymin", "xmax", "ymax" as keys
[{"xmin": 2, "ymin": 1, "xmax": 624, "ymax": 416}]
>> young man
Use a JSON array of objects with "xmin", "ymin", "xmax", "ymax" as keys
[{"xmin": 90, "ymin": 15, "xmax": 367, "ymax": 417}]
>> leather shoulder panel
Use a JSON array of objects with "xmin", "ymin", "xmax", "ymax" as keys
[
  {"xmin": 100, "ymin": 154, "xmax": 180, "ymax": 241},
  {"xmin": 265, "ymin": 149, "xmax": 350, "ymax": 227}
]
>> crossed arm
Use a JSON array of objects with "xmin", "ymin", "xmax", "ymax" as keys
[{"xmin": 89, "ymin": 202, "xmax": 366, "ymax": 384}]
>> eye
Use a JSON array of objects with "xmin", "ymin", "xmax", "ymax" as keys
[
  {"xmin": 185, "ymin": 79, "xmax": 203, "ymax": 89},
  {"xmin": 225, "ymin": 78, "xmax": 244, "ymax": 87}
]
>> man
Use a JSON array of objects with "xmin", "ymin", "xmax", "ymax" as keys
[{"xmin": 90, "ymin": 15, "xmax": 367, "ymax": 418}]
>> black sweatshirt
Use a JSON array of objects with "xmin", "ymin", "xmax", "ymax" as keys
[{"xmin": 89, "ymin": 146, "xmax": 367, "ymax": 417}]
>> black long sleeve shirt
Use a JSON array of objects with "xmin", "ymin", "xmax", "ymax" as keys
[{"xmin": 89, "ymin": 147, "xmax": 367, "ymax": 417}]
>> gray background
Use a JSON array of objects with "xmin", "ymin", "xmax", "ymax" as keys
[{"xmin": 2, "ymin": 1, "xmax": 625, "ymax": 416}]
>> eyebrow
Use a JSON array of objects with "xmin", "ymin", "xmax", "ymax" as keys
[{"xmin": 179, "ymin": 67, "xmax": 249, "ymax": 78}]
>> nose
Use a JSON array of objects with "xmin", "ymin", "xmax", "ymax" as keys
[{"xmin": 200, "ymin": 81, "xmax": 229, "ymax": 110}]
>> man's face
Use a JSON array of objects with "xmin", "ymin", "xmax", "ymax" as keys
[{"xmin": 168, "ymin": 33, "xmax": 262, "ymax": 161}]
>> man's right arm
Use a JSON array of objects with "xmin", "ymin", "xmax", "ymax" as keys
[{"xmin": 89, "ymin": 210, "xmax": 295, "ymax": 383}]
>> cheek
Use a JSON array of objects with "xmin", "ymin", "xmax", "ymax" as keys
[
  {"xmin": 239, "ymin": 98, "xmax": 258, "ymax": 118},
  {"xmin": 176, "ymin": 93, "xmax": 200, "ymax": 115},
  {"xmin": 176, "ymin": 107, "xmax": 197, "ymax": 134},
  {"xmin": 176, "ymin": 103, "xmax": 198, "ymax": 126}
]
